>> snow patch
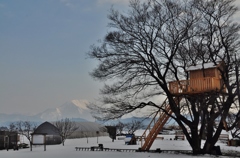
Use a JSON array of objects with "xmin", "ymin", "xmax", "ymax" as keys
[{"xmin": 71, "ymin": 100, "xmax": 88, "ymax": 109}]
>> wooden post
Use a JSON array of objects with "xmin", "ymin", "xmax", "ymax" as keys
[
  {"xmin": 30, "ymin": 134, "xmax": 33, "ymax": 151},
  {"xmin": 44, "ymin": 134, "xmax": 46, "ymax": 151},
  {"xmin": 5, "ymin": 135, "xmax": 9, "ymax": 151},
  {"xmin": 96, "ymin": 131, "xmax": 99, "ymax": 144}
]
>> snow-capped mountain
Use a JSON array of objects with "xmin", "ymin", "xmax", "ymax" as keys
[
  {"xmin": 0, "ymin": 100, "xmax": 95, "ymax": 126},
  {"xmin": 37, "ymin": 100, "xmax": 95, "ymax": 122},
  {"xmin": 0, "ymin": 100, "xmax": 162, "ymax": 126}
]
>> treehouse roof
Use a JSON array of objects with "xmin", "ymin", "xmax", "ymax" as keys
[{"xmin": 186, "ymin": 61, "xmax": 223, "ymax": 71}]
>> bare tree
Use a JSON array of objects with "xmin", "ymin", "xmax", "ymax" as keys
[
  {"xmin": 226, "ymin": 112, "xmax": 240, "ymax": 139},
  {"xmin": 115, "ymin": 121, "xmax": 125, "ymax": 135},
  {"xmin": 53, "ymin": 118, "xmax": 78, "ymax": 146},
  {"xmin": 14, "ymin": 121, "xmax": 37, "ymax": 147},
  {"xmin": 88, "ymin": 0, "xmax": 240, "ymax": 155},
  {"xmin": 125, "ymin": 120, "xmax": 145, "ymax": 134},
  {"xmin": 8, "ymin": 122, "xmax": 16, "ymax": 132},
  {"xmin": 231, "ymin": 121, "xmax": 240, "ymax": 139}
]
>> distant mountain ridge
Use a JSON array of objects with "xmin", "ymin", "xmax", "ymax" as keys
[
  {"xmin": 36, "ymin": 100, "xmax": 94, "ymax": 122},
  {"xmin": 0, "ymin": 100, "xmax": 173, "ymax": 128},
  {"xmin": 0, "ymin": 100, "xmax": 94, "ymax": 126}
]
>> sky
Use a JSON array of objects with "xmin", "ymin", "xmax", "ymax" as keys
[
  {"xmin": 0, "ymin": 0, "xmax": 129, "ymax": 114},
  {"xmin": 1, "ymin": 0, "xmax": 240, "ymax": 115}
]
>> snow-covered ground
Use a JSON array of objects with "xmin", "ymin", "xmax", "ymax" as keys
[{"xmin": 1, "ymin": 132, "xmax": 240, "ymax": 158}]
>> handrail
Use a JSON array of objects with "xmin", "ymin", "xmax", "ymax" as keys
[
  {"xmin": 139, "ymin": 98, "xmax": 168, "ymax": 146},
  {"xmin": 140, "ymin": 97, "xmax": 182, "ymax": 150}
]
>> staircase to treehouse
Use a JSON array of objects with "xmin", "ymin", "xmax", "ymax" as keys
[{"xmin": 140, "ymin": 97, "xmax": 181, "ymax": 151}]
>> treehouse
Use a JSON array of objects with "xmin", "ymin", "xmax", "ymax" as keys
[
  {"xmin": 169, "ymin": 61, "xmax": 225, "ymax": 95},
  {"xmin": 139, "ymin": 61, "xmax": 226, "ymax": 151}
]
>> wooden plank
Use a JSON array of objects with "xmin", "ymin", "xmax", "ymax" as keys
[
  {"xmin": 140, "ymin": 97, "xmax": 182, "ymax": 151},
  {"xmin": 169, "ymin": 77, "xmax": 223, "ymax": 95}
]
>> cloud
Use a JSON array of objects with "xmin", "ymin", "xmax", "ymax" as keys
[
  {"xmin": 233, "ymin": 1, "xmax": 240, "ymax": 21},
  {"xmin": 234, "ymin": 0, "xmax": 240, "ymax": 6},
  {"xmin": 97, "ymin": 0, "xmax": 130, "ymax": 6},
  {"xmin": 60, "ymin": 0, "xmax": 75, "ymax": 8}
]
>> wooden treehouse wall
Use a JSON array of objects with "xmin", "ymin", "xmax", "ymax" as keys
[{"xmin": 169, "ymin": 62, "xmax": 225, "ymax": 95}]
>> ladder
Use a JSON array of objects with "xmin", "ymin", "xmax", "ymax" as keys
[{"xmin": 140, "ymin": 97, "xmax": 181, "ymax": 151}]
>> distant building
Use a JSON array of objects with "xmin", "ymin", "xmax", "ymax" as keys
[
  {"xmin": 68, "ymin": 122, "xmax": 108, "ymax": 139},
  {"xmin": 32, "ymin": 122, "xmax": 61, "ymax": 145},
  {"xmin": 0, "ymin": 131, "xmax": 18, "ymax": 150}
]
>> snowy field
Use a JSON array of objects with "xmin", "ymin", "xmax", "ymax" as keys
[{"xmin": 1, "ymin": 133, "xmax": 240, "ymax": 158}]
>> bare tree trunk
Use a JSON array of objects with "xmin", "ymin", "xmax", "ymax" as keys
[{"xmin": 190, "ymin": 127, "xmax": 202, "ymax": 155}]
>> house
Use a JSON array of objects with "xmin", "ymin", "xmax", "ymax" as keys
[
  {"xmin": 32, "ymin": 122, "xmax": 61, "ymax": 145},
  {"xmin": 0, "ymin": 131, "xmax": 18, "ymax": 150}
]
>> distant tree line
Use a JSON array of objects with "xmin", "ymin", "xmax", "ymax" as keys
[
  {"xmin": 0, "ymin": 118, "xmax": 79, "ymax": 148},
  {"xmin": 115, "ymin": 120, "xmax": 145, "ymax": 135}
]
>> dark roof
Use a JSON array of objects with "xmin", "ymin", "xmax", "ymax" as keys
[{"xmin": 33, "ymin": 122, "xmax": 59, "ymax": 135}]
